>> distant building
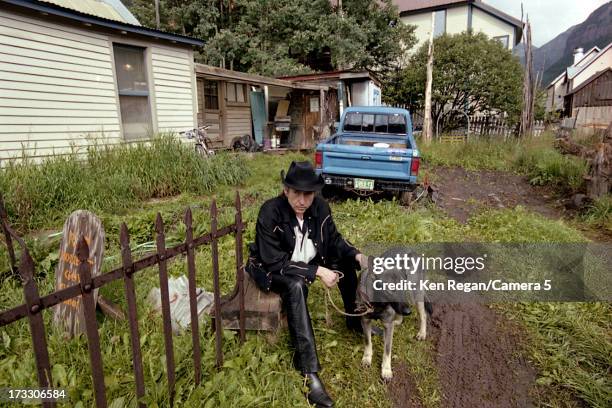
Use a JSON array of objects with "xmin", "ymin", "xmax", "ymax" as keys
[
  {"xmin": 545, "ymin": 46, "xmax": 601, "ymax": 114},
  {"xmin": 394, "ymin": 0, "xmax": 523, "ymax": 51}
]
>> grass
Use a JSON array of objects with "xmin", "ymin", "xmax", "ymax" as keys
[
  {"xmin": 582, "ymin": 195, "xmax": 612, "ymax": 234},
  {"xmin": 0, "ymin": 148, "xmax": 610, "ymax": 407},
  {"xmin": 0, "ymin": 136, "xmax": 250, "ymax": 232},
  {"xmin": 420, "ymin": 134, "xmax": 589, "ymax": 193}
]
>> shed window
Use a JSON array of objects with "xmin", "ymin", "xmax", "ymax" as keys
[
  {"xmin": 226, "ymin": 82, "xmax": 247, "ymax": 103},
  {"xmin": 494, "ymin": 35, "xmax": 509, "ymax": 49},
  {"xmin": 433, "ymin": 10, "xmax": 446, "ymax": 38},
  {"xmin": 204, "ymin": 80, "xmax": 219, "ymax": 110},
  {"xmin": 113, "ymin": 44, "xmax": 152, "ymax": 140}
]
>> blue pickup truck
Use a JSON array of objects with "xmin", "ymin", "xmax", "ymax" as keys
[{"xmin": 314, "ymin": 106, "xmax": 420, "ymax": 204}]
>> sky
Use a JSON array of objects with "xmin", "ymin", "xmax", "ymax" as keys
[{"xmin": 484, "ymin": 0, "xmax": 610, "ymax": 46}]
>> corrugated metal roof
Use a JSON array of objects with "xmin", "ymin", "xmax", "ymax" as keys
[{"xmin": 41, "ymin": 0, "xmax": 127, "ymax": 23}]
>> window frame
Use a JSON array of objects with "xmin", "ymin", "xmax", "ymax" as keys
[
  {"xmin": 225, "ymin": 82, "xmax": 249, "ymax": 106},
  {"xmin": 111, "ymin": 42, "xmax": 154, "ymax": 141},
  {"xmin": 433, "ymin": 9, "xmax": 447, "ymax": 38},
  {"xmin": 494, "ymin": 35, "xmax": 510, "ymax": 49},
  {"xmin": 203, "ymin": 80, "xmax": 220, "ymax": 111}
]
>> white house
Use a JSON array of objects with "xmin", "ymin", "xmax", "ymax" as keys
[
  {"xmin": 545, "ymin": 46, "xmax": 601, "ymax": 113},
  {"xmin": 395, "ymin": 0, "xmax": 523, "ymax": 51},
  {"xmin": 545, "ymin": 43, "xmax": 612, "ymax": 117},
  {"xmin": 0, "ymin": 0, "xmax": 203, "ymax": 163}
]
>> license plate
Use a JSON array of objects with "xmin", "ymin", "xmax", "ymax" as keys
[
  {"xmin": 389, "ymin": 155, "xmax": 403, "ymax": 161},
  {"xmin": 354, "ymin": 178, "xmax": 374, "ymax": 190}
]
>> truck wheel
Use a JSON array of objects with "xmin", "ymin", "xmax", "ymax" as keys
[
  {"xmin": 399, "ymin": 191, "xmax": 413, "ymax": 206},
  {"xmin": 322, "ymin": 185, "xmax": 336, "ymax": 199}
]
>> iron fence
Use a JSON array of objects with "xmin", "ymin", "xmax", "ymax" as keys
[{"xmin": 0, "ymin": 192, "xmax": 246, "ymax": 407}]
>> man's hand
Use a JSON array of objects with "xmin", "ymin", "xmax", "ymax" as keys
[
  {"xmin": 355, "ymin": 253, "xmax": 368, "ymax": 270},
  {"xmin": 316, "ymin": 266, "xmax": 339, "ymax": 288}
]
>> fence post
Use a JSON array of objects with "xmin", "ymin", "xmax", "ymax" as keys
[
  {"xmin": 0, "ymin": 193, "xmax": 17, "ymax": 274},
  {"xmin": 120, "ymin": 224, "xmax": 146, "ymax": 408},
  {"xmin": 155, "ymin": 214, "xmax": 176, "ymax": 405},
  {"xmin": 18, "ymin": 239, "xmax": 55, "ymax": 407},
  {"xmin": 184, "ymin": 207, "xmax": 202, "ymax": 385},
  {"xmin": 210, "ymin": 200, "xmax": 223, "ymax": 368},
  {"xmin": 76, "ymin": 237, "xmax": 107, "ymax": 408},
  {"xmin": 234, "ymin": 192, "xmax": 245, "ymax": 344}
]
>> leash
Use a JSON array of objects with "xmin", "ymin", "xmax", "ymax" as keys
[{"xmin": 323, "ymin": 270, "xmax": 374, "ymax": 319}]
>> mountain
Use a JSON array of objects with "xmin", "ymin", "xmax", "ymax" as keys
[{"xmin": 534, "ymin": 1, "xmax": 612, "ymax": 86}]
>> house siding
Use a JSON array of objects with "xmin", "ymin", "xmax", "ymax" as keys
[
  {"xmin": 446, "ymin": 5, "xmax": 469, "ymax": 35},
  {"xmin": 151, "ymin": 45, "xmax": 195, "ymax": 132},
  {"xmin": 400, "ymin": 12, "xmax": 433, "ymax": 51},
  {"xmin": 0, "ymin": 9, "xmax": 121, "ymax": 161},
  {"xmin": 0, "ymin": 8, "xmax": 197, "ymax": 164},
  {"xmin": 401, "ymin": 5, "xmax": 516, "ymax": 52},
  {"xmin": 572, "ymin": 48, "xmax": 612, "ymax": 89},
  {"xmin": 471, "ymin": 8, "xmax": 515, "ymax": 49}
]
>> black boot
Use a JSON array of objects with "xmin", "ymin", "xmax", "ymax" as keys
[{"xmin": 304, "ymin": 373, "xmax": 334, "ymax": 407}]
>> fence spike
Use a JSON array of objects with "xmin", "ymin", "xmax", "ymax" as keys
[
  {"xmin": 120, "ymin": 223, "xmax": 146, "ymax": 408},
  {"xmin": 234, "ymin": 192, "xmax": 245, "ymax": 343},
  {"xmin": 76, "ymin": 236, "xmax": 107, "ymax": 408},
  {"xmin": 210, "ymin": 199, "xmax": 223, "ymax": 368},
  {"xmin": 183, "ymin": 206, "xmax": 202, "ymax": 385},
  {"xmin": 155, "ymin": 213, "xmax": 176, "ymax": 405}
]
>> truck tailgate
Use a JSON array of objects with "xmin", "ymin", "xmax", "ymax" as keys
[{"xmin": 320, "ymin": 144, "xmax": 415, "ymax": 180}]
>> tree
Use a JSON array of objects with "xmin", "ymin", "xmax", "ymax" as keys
[
  {"xmin": 126, "ymin": 0, "xmax": 415, "ymax": 76},
  {"xmin": 384, "ymin": 32, "xmax": 523, "ymax": 131}
]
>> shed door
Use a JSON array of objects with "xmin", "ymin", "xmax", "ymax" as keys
[{"xmin": 197, "ymin": 79, "xmax": 223, "ymax": 140}]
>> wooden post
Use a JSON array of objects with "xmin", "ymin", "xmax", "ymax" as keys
[
  {"xmin": 423, "ymin": 12, "xmax": 435, "ymax": 142},
  {"xmin": 520, "ymin": 17, "xmax": 535, "ymax": 137},
  {"xmin": 211, "ymin": 200, "xmax": 223, "ymax": 368}
]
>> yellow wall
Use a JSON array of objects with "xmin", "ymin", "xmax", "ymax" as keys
[
  {"xmin": 471, "ymin": 8, "xmax": 515, "ymax": 49},
  {"xmin": 446, "ymin": 5, "xmax": 468, "ymax": 35}
]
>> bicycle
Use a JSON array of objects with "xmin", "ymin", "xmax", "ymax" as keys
[{"xmin": 180, "ymin": 125, "xmax": 215, "ymax": 157}]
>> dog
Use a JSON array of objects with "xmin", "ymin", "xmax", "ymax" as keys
[{"xmin": 357, "ymin": 247, "xmax": 432, "ymax": 380}]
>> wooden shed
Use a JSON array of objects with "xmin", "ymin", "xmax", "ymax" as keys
[
  {"xmin": 565, "ymin": 68, "xmax": 612, "ymax": 131},
  {"xmin": 194, "ymin": 64, "xmax": 329, "ymax": 149}
]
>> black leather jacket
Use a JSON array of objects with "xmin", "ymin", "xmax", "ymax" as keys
[{"xmin": 246, "ymin": 194, "xmax": 360, "ymax": 291}]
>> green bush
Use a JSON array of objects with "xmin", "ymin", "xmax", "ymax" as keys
[{"xmin": 0, "ymin": 136, "xmax": 249, "ymax": 231}]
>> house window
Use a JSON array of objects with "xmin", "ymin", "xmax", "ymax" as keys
[
  {"xmin": 494, "ymin": 35, "xmax": 510, "ymax": 49},
  {"xmin": 113, "ymin": 44, "xmax": 152, "ymax": 140},
  {"xmin": 433, "ymin": 10, "xmax": 446, "ymax": 38},
  {"xmin": 226, "ymin": 82, "xmax": 246, "ymax": 103},
  {"xmin": 204, "ymin": 80, "xmax": 219, "ymax": 110}
]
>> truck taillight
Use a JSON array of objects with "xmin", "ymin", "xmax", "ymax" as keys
[
  {"xmin": 315, "ymin": 151, "xmax": 322, "ymax": 169},
  {"xmin": 411, "ymin": 157, "xmax": 420, "ymax": 175}
]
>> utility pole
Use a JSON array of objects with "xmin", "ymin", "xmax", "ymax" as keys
[
  {"xmin": 154, "ymin": 0, "xmax": 160, "ymax": 29},
  {"xmin": 423, "ymin": 12, "xmax": 435, "ymax": 142}
]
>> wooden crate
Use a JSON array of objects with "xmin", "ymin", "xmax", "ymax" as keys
[{"xmin": 215, "ymin": 273, "xmax": 286, "ymax": 331}]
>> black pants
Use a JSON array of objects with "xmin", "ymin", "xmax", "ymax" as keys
[{"xmin": 270, "ymin": 261, "xmax": 360, "ymax": 374}]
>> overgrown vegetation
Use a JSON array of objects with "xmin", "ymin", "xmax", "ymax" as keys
[
  {"xmin": 0, "ymin": 151, "xmax": 609, "ymax": 407},
  {"xmin": 0, "ymin": 136, "xmax": 249, "ymax": 232},
  {"xmin": 582, "ymin": 195, "xmax": 612, "ymax": 233},
  {"xmin": 420, "ymin": 134, "xmax": 589, "ymax": 193}
]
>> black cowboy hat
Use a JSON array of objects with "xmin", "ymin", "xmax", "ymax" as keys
[{"xmin": 281, "ymin": 161, "xmax": 324, "ymax": 192}]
